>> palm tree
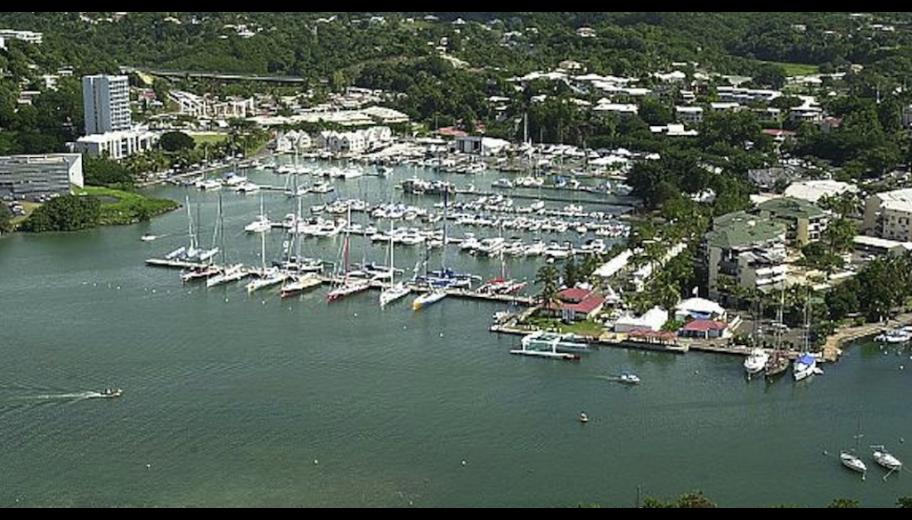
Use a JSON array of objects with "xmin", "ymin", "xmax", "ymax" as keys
[{"xmin": 535, "ymin": 264, "xmax": 561, "ymax": 309}]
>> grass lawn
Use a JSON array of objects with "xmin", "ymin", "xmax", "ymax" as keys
[
  {"xmin": 77, "ymin": 186, "xmax": 179, "ymax": 225},
  {"xmin": 190, "ymin": 133, "xmax": 229, "ymax": 146},
  {"xmin": 9, "ymin": 201, "xmax": 40, "ymax": 226},
  {"xmin": 760, "ymin": 60, "xmax": 820, "ymax": 76},
  {"xmin": 525, "ymin": 316, "xmax": 605, "ymax": 337}
]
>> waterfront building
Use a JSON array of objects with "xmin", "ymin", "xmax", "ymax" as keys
[
  {"xmin": 704, "ymin": 212, "xmax": 788, "ymax": 301},
  {"xmin": 544, "ymin": 287, "xmax": 606, "ymax": 322},
  {"xmin": 0, "ymin": 154, "xmax": 83, "ymax": 201},
  {"xmin": 674, "ymin": 297, "xmax": 727, "ymax": 322},
  {"xmin": 677, "ymin": 320, "xmax": 730, "ymax": 339},
  {"xmin": 315, "ymin": 126, "xmax": 392, "ymax": 155},
  {"xmin": 452, "ymin": 136, "xmax": 510, "ymax": 156},
  {"xmin": 168, "ymin": 90, "xmax": 255, "ymax": 119},
  {"xmin": 82, "ymin": 75, "xmax": 132, "ymax": 135}
]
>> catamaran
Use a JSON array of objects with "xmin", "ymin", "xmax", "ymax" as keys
[
  {"xmin": 379, "ymin": 220, "xmax": 410, "ymax": 307},
  {"xmin": 206, "ymin": 194, "xmax": 247, "ymax": 288},
  {"xmin": 326, "ymin": 205, "xmax": 370, "ymax": 302}
]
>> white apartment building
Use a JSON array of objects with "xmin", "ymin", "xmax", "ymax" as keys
[
  {"xmin": 316, "ymin": 126, "xmax": 392, "ymax": 155},
  {"xmin": 83, "ymin": 75, "xmax": 132, "ymax": 135},
  {"xmin": 70, "ymin": 130, "xmax": 157, "ymax": 160},
  {"xmin": 0, "ymin": 29, "xmax": 43, "ymax": 44}
]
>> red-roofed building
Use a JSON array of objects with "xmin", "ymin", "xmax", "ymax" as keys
[
  {"xmin": 819, "ymin": 116, "xmax": 842, "ymax": 133},
  {"xmin": 762, "ymin": 129, "xmax": 797, "ymax": 142},
  {"xmin": 436, "ymin": 126, "xmax": 468, "ymax": 138},
  {"xmin": 545, "ymin": 287, "xmax": 606, "ymax": 321},
  {"xmin": 677, "ymin": 319, "xmax": 730, "ymax": 339}
]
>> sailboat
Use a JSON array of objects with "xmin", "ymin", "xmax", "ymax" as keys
[
  {"xmin": 871, "ymin": 445, "xmax": 903, "ymax": 476},
  {"xmin": 793, "ymin": 289, "xmax": 820, "ymax": 381},
  {"xmin": 379, "ymin": 220, "xmax": 410, "ymax": 307},
  {"xmin": 244, "ymin": 194, "xmax": 271, "ymax": 233},
  {"xmin": 207, "ymin": 193, "xmax": 247, "ymax": 288},
  {"xmin": 477, "ymin": 222, "xmax": 527, "ymax": 295},
  {"xmin": 246, "ymin": 229, "xmax": 287, "ymax": 293},
  {"xmin": 279, "ymin": 176, "xmax": 322, "ymax": 298},
  {"xmin": 840, "ymin": 424, "xmax": 867, "ymax": 480},
  {"xmin": 412, "ymin": 190, "xmax": 451, "ymax": 311},
  {"xmin": 764, "ymin": 285, "xmax": 790, "ymax": 378},
  {"xmin": 326, "ymin": 205, "xmax": 371, "ymax": 302},
  {"xmin": 180, "ymin": 198, "xmax": 221, "ymax": 282}
]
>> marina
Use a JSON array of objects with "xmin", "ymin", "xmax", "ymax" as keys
[{"xmin": 3, "ymin": 157, "xmax": 911, "ymax": 508}]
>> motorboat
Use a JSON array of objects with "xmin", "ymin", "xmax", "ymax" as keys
[
  {"xmin": 222, "ymin": 174, "xmax": 247, "ymax": 186},
  {"xmin": 196, "ymin": 179, "xmax": 222, "ymax": 190},
  {"xmin": 840, "ymin": 451, "xmax": 867, "ymax": 478},
  {"xmin": 235, "ymin": 182, "xmax": 260, "ymax": 194},
  {"xmin": 578, "ymin": 412, "xmax": 589, "ymax": 423},
  {"xmin": 98, "ymin": 388, "xmax": 123, "ymax": 398},
  {"xmin": 872, "ymin": 446, "xmax": 903, "ymax": 473},
  {"xmin": 792, "ymin": 353, "xmax": 817, "ymax": 382},
  {"xmin": 140, "ymin": 234, "xmax": 158, "ymax": 242},
  {"xmin": 492, "ymin": 178, "xmax": 514, "ymax": 189},
  {"xmin": 874, "ymin": 328, "xmax": 912, "ymax": 344},
  {"xmin": 475, "ymin": 237, "xmax": 505, "ymax": 257},
  {"xmin": 618, "ymin": 372, "xmax": 640, "ymax": 385},
  {"xmin": 744, "ymin": 348, "xmax": 770, "ymax": 375}
]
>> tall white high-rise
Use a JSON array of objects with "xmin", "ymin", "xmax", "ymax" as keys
[{"xmin": 82, "ymin": 75, "xmax": 132, "ymax": 135}]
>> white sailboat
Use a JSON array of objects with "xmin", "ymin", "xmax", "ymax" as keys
[
  {"xmin": 379, "ymin": 220, "xmax": 410, "ymax": 307},
  {"xmin": 744, "ymin": 349, "xmax": 770, "ymax": 375},
  {"xmin": 871, "ymin": 445, "xmax": 903, "ymax": 478},
  {"xmin": 244, "ymin": 194, "xmax": 271, "ymax": 233},
  {"xmin": 207, "ymin": 193, "xmax": 247, "ymax": 288},
  {"xmin": 326, "ymin": 205, "xmax": 370, "ymax": 302},
  {"xmin": 246, "ymin": 231, "xmax": 287, "ymax": 293}
]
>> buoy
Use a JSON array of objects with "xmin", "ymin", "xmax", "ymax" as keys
[
  {"xmin": 354, "ymin": 313, "xmax": 358, "ymax": 317},
  {"xmin": 461, "ymin": 460, "xmax": 466, "ymax": 466},
  {"xmin": 409, "ymin": 500, "xmax": 413, "ymax": 506},
  {"xmin": 146, "ymin": 463, "xmax": 151, "ymax": 469},
  {"xmin": 823, "ymin": 450, "xmax": 828, "ymax": 455},
  {"xmin": 313, "ymin": 459, "xmax": 319, "ymax": 465},
  {"xmin": 439, "ymin": 332, "xmax": 444, "ymax": 337},
  {"xmin": 152, "ymin": 289, "xmax": 156, "ymax": 293},
  {"xmin": 900, "ymin": 437, "xmax": 905, "ymax": 443}
]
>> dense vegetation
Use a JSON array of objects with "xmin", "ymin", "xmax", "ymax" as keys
[
  {"xmin": 20, "ymin": 194, "xmax": 101, "ymax": 232},
  {"xmin": 0, "ymin": 203, "xmax": 12, "ymax": 233}
]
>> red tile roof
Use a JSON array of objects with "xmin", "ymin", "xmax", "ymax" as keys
[
  {"xmin": 437, "ymin": 126, "xmax": 468, "ymax": 138},
  {"xmin": 564, "ymin": 294, "xmax": 605, "ymax": 314},
  {"xmin": 558, "ymin": 287, "xmax": 591, "ymax": 302},
  {"xmin": 681, "ymin": 319, "xmax": 728, "ymax": 332}
]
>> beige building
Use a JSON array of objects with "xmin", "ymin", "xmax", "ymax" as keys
[
  {"xmin": 863, "ymin": 188, "xmax": 912, "ymax": 242},
  {"xmin": 754, "ymin": 197, "xmax": 829, "ymax": 246},
  {"xmin": 704, "ymin": 212, "xmax": 788, "ymax": 301}
]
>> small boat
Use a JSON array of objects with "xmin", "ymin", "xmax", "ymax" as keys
[
  {"xmin": 578, "ymin": 412, "xmax": 589, "ymax": 423},
  {"xmin": 874, "ymin": 329, "xmax": 912, "ymax": 344},
  {"xmin": 245, "ymin": 269, "xmax": 288, "ymax": 293},
  {"xmin": 744, "ymin": 348, "xmax": 769, "ymax": 375},
  {"xmin": 764, "ymin": 351, "xmax": 790, "ymax": 378},
  {"xmin": 618, "ymin": 372, "xmax": 640, "ymax": 385},
  {"xmin": 326, "ymin": 278, "xmax": 371, "ymax": 302},
  {"xmin": 140, "ymin": 234, "xmax": 158, "ymax": 242},
  {"xmin": 412, "ymin": 289, "xmax": 447, "ymax": 310},
  {"xmin": 872, "ymin": 445, "xmax": 903, "ymax": 472},
  {"xmin": 792, "ymin": 353, "xmax": 817, "ymax": 382},
  {"xmin": 244, "ymin": 215, "xmax": 272, "ymax": 233},
  {"xmin": 206, "ymin": 263, "xmax": 246, "ymax": 288},
  {"xmin": 840, "ymin": 451, "xmax": 867, "ymax": 478},
  {"xmin": 181, "ymin": 264, "xmax": 220, "ymax": 282},
  {"xmin": 99, "ymin": 388, "xmax": 123, "ymax": 398}
]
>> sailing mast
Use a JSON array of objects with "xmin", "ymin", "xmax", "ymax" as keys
[
  {"xmin": 442, "ymin": 188, "xmax": 449, "ymax": 271},
  {"xmin": 388, "ymin": 219, "xmax": 395, "ymax": 288}
]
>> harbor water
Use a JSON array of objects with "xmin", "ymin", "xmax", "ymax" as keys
[{"xmin": 1, "ymin": 161, "xmax": 910, "ymax": 507}]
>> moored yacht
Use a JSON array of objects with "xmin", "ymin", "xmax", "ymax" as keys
[{"xmin": 744, "ymin": 349, "xmax": 770, "ymax": 375}]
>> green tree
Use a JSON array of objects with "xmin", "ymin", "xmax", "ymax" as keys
[
  {"xmin": 0, "ymin": 203, "xmax": 12, "ymax": 233},
  {"xmin": 535, "ymin": 264, "xmax": 560, "ymax": 307},
  {"xmin": 21, "ymin": 195, "xmax": 101, "ymax": 233},
  {"xmin": 158, "ymin": 131, "xmax": 196, "ymax": 152},
  {"xmin": 897, "ymin": 497, "xmax": 912, "ymax": 508},
  {"xmin": 563, "ymin": 256, "xmax": 579, "ymax": 288},
  {"xmin": 828, "ymin": 498, "xmax": 859, "ymax": 508}
]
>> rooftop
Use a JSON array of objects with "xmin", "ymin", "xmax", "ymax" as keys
[
  {"xmin": 757, "ymin": 196, "xmax": 827, "ymax": 220},
  {"xmin": 707, "ymin": 212, "xmax": 786, "ymax": 249}
]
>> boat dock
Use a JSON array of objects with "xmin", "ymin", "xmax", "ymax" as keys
[{"xmin": 144, "ymin": 258, "xmax": 537, "ymax": 306}]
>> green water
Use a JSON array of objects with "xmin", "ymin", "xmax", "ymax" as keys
[{"xmin": 1, "ymin": 162, "xmax": 910, "ymax": 507}]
